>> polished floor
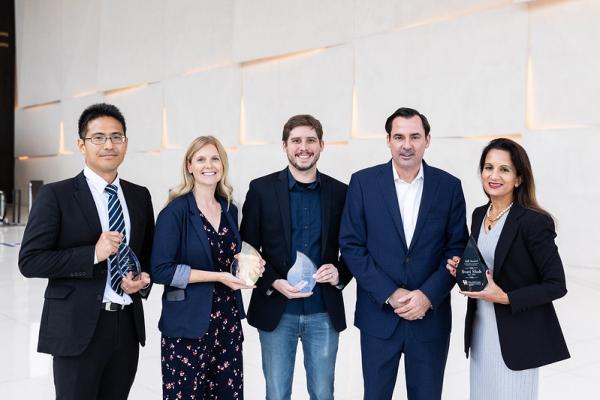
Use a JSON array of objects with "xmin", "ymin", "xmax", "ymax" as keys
[{"xmin": 1, "ymin": 225, "xmax": 597, "ymax": 399}]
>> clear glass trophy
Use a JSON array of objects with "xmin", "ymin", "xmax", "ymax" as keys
[
  {"xmin": 119, "ymin": 245, "xmax": 141, "ymax": 279},
  {"xmin": 286, "ymin": 251, "xmax": 317, "ymax": 293},
  {"xmin": 231, "ymin": 242, "xmax": 262, "ymax": 285}
]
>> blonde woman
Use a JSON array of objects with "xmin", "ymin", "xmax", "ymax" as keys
[{"xmin": 151, "ymin": 136, "xmax": 263, "ymax": 399}]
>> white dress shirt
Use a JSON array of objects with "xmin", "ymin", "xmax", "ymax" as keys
[
  {"xmin": 84, "ymin": 166, "xmax": 132, "ymax": 305},
  {"xmin": 392, "ymin": 162, "xmax": 424, "ymax": 248}
]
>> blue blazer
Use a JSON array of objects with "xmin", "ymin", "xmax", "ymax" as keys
[
  {"xmin": 340, "ymin": 160, "xmax": 468, "ymax": 340},
  {"xmin": 151, "ymin": 192, "xmax": 244, "ymax": 338}
]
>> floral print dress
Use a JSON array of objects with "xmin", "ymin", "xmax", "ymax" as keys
[{"xmin": 161, "ymin": 209, "xmax": 244, "ymax": 399}]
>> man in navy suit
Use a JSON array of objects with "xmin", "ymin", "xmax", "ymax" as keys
[{"xmin": 340, "ymin": 107, "xmax": 468, "ymax": 399}]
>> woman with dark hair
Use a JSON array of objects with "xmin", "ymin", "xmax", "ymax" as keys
[
  {"xmin": 446, "ymin": 138, "xmax": 569, "ymax": 399},
  {"xmin": 151, "ymin": 136, "xmax": 264, "ymax": 399}
]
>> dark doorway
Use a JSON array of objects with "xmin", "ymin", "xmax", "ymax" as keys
[{"xmin": 0, "ymin": 0, "xmax": 15, "ymax": 203}]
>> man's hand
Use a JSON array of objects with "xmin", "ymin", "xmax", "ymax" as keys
[
  {"xmin": 121, "ymin": 272, "xmax": 151, "ymax": 294},
  {"xmin": 314, "ymin": 263, "xmax": 339, "ymax": 286},
  {"xmin": 394, "ymin": 290, "xmax": 432, "ymax": 320},
  {"xmin": 95, "ymin": 231, "xmax": 123, "ymax": 262},
  {"xmin": 387, "ymin": 287, "xmax": 410, "ymax": 309},
  {"xmin": 272, "ymin": 279, "xmax": 313, "ymax": 299}
]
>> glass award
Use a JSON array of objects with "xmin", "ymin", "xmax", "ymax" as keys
[
  {"xmin": 119, "ymin": 245, "xmax": 141, "ymax": 279},
  {"xmin": 286, "ymin": 251, "xmax": 317, "ymax": 293},
  {"xmin": 456, "ymin": 236, "xmax": 489, "ymax": 292},
  {"xmin": 231, "ymin": 242, "xmax": 262, "ymax": 285}
]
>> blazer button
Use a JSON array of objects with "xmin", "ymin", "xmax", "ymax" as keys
[
  {"xmin": 96, "ymin": 294, "xmax": 103, "ymax": 301},
  {"xmin": 405, "ymin": 257, "xmax": 411, "ymax": 263}
]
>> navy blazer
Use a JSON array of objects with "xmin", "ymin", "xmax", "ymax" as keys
[
  {"xmin": 151, "ymin": 192, "xmax": 244, "ymax": 339},
  {"xmin": 465, "ymin": 203, "xmax": 570, "ymax": 370},
  {"xmin": 340, "ymin": 160, "xmax": 468, "ymax": 340}
]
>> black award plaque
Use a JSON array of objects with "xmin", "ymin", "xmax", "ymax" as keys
[{"xmin": 456, "ymin": 236, "xmax": 488, "ymax": 292}]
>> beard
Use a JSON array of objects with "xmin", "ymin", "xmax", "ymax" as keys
[{"xmin": 288, "ymin": 152, "xmax": 320, "ymax": 171}]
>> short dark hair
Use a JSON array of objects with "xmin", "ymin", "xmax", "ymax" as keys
[
  {"xmin": 78, "ymin": 103, "xmax": 127, "ymax": 139},
  {"xmin": 384, "ymin": 107, "xmax": 430, "ymax": 136},
  {"xmin": 282, "ymin": 114, "xmax": 323, "ymax": 142}
]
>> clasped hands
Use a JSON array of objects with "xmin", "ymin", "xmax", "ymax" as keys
[
  {"xmin": 273, "ymin": 263, "xmax": 340, "ymax": 299},
  {"xmin": 446, "ymin": 256, "xmax": 509, "ymax": 305},
  {"xmin": 388, "ymin": 288, "xmax": 432, "ymax": 320}
]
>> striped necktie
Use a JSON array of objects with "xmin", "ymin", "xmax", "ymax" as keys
[{"xmin": 105, "ymin": 184, "xmax": 127, "ymax": 295}]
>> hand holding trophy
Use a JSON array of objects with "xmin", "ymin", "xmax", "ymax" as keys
[
  {"xmin": 286, "ymin": 251, "xmax": 317, "ymax": 293},
  {"xmin": 231, "ymin": 242, "xmax": 263, "ymax": 286}
]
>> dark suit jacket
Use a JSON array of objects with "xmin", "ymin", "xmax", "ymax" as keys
[
  {"xmin": 340, "ymin": 160, "xmax": 468, "ymax": 340},
  {"xmin": 465, "ymin": 203, "xmax": 570, "ymax": 370},
  {"xmin": 18, "ymin": 171, "xmax": 154, "ymax": 357},
  {"xmin": 151, "ymin": 192, "xmax": 244, "ymax": 338},
  {"xmin": 240, "ymin": 168, "xmax": 352, "ymax": 332}
]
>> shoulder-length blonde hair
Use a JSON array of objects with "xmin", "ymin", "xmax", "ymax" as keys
[{"xmin": 168, "ymin": 136, "xmax": 234, "ymax": 206}]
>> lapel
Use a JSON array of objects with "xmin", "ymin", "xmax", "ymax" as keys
[
  {"xmin": 120, "ymin": 179, "xmax": 142, "ymax": 251},
  {"xmin": 274, "ymin": 168, "xmax": 292, "ymax": 258},
  {"xmin": 186, "ymin": 193, "xmax": 215, "ymax": 266},
  {"xmin": 377, "ymin": 160, "xmax": 408, "ymax": 251},
  {"xmin": 72, "ymin": 171, "xmax": 102, "ymax": 237},
  {"xmin": 320, "ymin": 173, "xmax": 332, "ymax": 258},
  {"xmin": 218, "ymin": 197, "xmax": 242, "ymax": 249},
  {"xmin": 409, "ymin": 161, "xmax": 439, "ymax": 253},
  {"xmin": 471, "ymin": 205, "xmax": 487, "ymax": 243},
  {"xmin": 493, "ymin": 203, "xmax": 525, "ymax": 278}
]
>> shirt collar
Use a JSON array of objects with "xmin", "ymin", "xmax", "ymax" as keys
[
  {"xmin": 84, "ymin": 165, "xmax": 121, "ymax": 193},
  {"xmin": 287, "ymin": 169, "xmax": 321, "ymax": 191},
  {"xmin": 392, "ymin": 161, "xmax": 424, "ymax": 184}
]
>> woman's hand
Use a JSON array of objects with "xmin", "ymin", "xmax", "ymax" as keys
[
  {"xmin": 218, "ymin": 272, "xmax": 255, "ymax": 290},
  {"xmin": 233, "ymin": 253, "xmax": 265, "ymax": 281},
  {"xmin": 460, "ymin": 271, "xmax": 510, "ymax": 304},
  {"xmin": 446, "ymin": 256, "xmax": 460, "ymax": 277}
]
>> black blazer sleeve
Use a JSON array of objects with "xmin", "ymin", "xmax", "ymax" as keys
[
  {"xmin": 507, "ymin": 212, "xmax": 567, "ymax": 313},
  {"xmin": 240, "ymin": 180, "xmax": 283, "ymax": 293},
  {"xmin": 19, "ymin": 184, "xmax": 96, "ymax": 279},
  {"xmin": 138, "ymin": 187, "xmax": 155, "ymax": 299}
]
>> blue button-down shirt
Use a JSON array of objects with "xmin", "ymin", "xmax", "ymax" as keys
[{"xmin": 285, "ymin": 170, "xmax": 326, "ymax": 315}]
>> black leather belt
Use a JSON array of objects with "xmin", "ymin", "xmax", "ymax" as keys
[{"xmin": 102, "ymin": 302, "xmax": 129, "ymax": 312}]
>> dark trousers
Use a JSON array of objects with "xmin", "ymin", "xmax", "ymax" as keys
[
  {"xmin": 361, "ymin": 322, "xmax": 450, "ymax": 400},
  {"xmin": 53, "ymin": 307, "xmax": 139, "ymax": 400}
]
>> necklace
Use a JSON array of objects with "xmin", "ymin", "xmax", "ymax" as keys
[{"xmin": 486, "ymin": 202, "xmax": 513, "ymax": 231}]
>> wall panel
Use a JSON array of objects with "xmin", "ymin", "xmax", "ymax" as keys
[
  {"xmin": 233, "ymin": 0, "xmax": 353, "ymax": 62},
  {"xmin": 163, "ymin": 0, "xmax": 234, "ymax": 77},
  {"xmin": 243, "ymin": 45, "xmax": 353, "ymax": 144},
  {"xmin": 529, "ymin": 0, "xmax": 600, "ymax": 127},
  {"xmin": 163, "ymin": 66, "xmax": 241, "ymax": 149},
  {"xmin": 97, "ymin": 0, "xmax": 164, "ymax": 90},
  {"xmin": 15, "ymin": 104, "xmax": 61, "ymax": 157},
  {"xmin": 17, "ymin": 0, "xmax": 62, "ymax": 106},
  {"xmin": 354, "ymin": 5, "xmax": 528, "ymax": 138}
]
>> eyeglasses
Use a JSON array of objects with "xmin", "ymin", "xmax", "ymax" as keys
[{"xmin": 83, "ymin": 134, "xmax": 127, "ymax": 145}]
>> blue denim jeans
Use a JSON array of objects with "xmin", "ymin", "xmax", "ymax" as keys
[{"xmin": 258, "ymin": 312, "xmax": 339, "ymax": 400}]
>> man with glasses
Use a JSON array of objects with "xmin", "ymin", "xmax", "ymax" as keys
[{"xmin": 19, "ymin": 103, "xmax": 155, "ymax": 400}]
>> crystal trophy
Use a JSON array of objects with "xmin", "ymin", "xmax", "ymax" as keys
[
  {"xmin": 286, "ymin": 251, "xmax": 317, "ymax": 293},
  {"xmin": 456, "ymin": 236, "xmax": 489, "ymax": 292},
  {"xmin": 231, "ymin": 242, "xmax": 262, "ymax": 285},
  {"xmin": 119, "ymin": 245, "xmax": 141, "ymax": 279}
]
